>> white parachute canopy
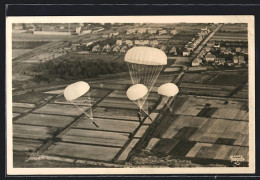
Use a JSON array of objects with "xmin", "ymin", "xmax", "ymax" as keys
[
  {"xmin": 158, "ymin": 83, "xmax": 179, "ymax": 115},
  {"xmin": 126, "ymin": 84, "xmax": 148, "ymax": 109},
  {"xmin": 64, "ymin": 81, "xmax": 90, "ymax": 101},
  {"xmin": 64, "ymin": 81, "xmax": 98, "ymax": 128},
  {"xmin": 125, "ymin": 46, "xmax": 167, "ymax": 109},
  {"xmin": 158, "ymin": 83, "xmax": 179, "ymax": 97}
]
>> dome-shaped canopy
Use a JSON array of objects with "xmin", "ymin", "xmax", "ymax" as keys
[
  {"xmin": 126, "ymin": 84, "xmax": 148, "ymax": 101},
  {"xmin": 64, "ymin": 81, "xmax": 90, "ymax": 101},
  {"xmin": 158, "ymin": 83, "xmax": 179, "ymax": 97},
  {"xmin": 124, "ymin": 46, "xmax": 167, "ymax": 65}
]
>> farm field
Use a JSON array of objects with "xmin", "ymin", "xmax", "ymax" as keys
[
  {"xmin": 11, "ymin": 23, "xmax": 250, "ymax": 168},
  {"xmin": 12, "ymin": 49, "xmax": 33, "ymax": 59}
]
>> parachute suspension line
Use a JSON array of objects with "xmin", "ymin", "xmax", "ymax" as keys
[
  {"xmin": 70, "ymin": 101, "xmax": 99, "ymax": 128},
  {"xmin": 127, "ymin": 63, "xmax": 135, "ymax": 85}
]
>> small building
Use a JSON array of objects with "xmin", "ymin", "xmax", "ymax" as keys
[
  {"xmin": 116, "ymin": 40, "xmax": 123, "ymax": 46},
  {"xmin": 92, "ymin": 45, "xmax": 101, "ymax": 53},
  {"xmin": 233, "ymin": 56, "xmax": 239, "ymax": 64},
  {"xmin": 159, "ymin": 30, "xmax": 167, "ymax": 35},
  {"xmin": 205, "ymin": 53, "xmax": 216, "ymax": 62},
  {"xmin": 205, "ymin": 47, "xmax": 211, "ymax": 52},
  {"xmin": 137, "ymin": 28, "xmax": 147, "ymax": 34},
  {"xmin": 135, "ymin": 40, "xmax": 149, "ymax": 46},
  {"xmin": 238, "ymin": 55, "xmax": 245, "ymax": 64},
  {"xmin": 126, "ymin": 29, "xmax": 136, "ymax": 34},
  {"xmin": 102, "ymin": 44, "xmax": 111, "ymax": 53},
  {"xmin": 110, "ymin": 32, "xmax": 119, "ymax": 37},
  {"xmin": 112, "ymin": 45, "xmax": 121, "ymax": 52},
  {"xmin": 183, "ymin": 49, "xmax": 190, "ymax": 56},
  {"xmin": 150, "ymin": 40, "xmax": 159, "ymax": 47},
  {"xmin": 220, "ymin": 47, "xmax": 226, "ymax": 52},
  {"xmin": 170, "ymin": 29, "xmax": 177, "ymax": 35},
  {"xmin": 125, "ymin": 40, "xmax": 133, "ymax": 47},
  {"xmin": 236, "ymin": 47, "xmax": 242, "ymax": 53},
  {"xmin": 147, "ymin": 29, "xmax": 157, "ymax": 34},
  {"xmin": 192, "ymin": 58, "xmax": 202, "ymax": 66},
  {"xmin": 169, "ymin": 46, "xmax": 177, "ymax": 55},
  {"xmin": 120, "ymin": 45, "xmax": 128, "ymax": 53}
]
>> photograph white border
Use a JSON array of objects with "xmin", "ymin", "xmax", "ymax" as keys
[{"xmin": 6, "ymin": 15, "xmax": 255, "ymax": 175}]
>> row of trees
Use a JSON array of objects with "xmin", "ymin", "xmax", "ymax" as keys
[{"xmin": 32, "ymin": 59, "xmax": 128, "ymax": 81}]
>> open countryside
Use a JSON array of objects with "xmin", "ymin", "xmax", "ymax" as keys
[{"xmin": 12, "ymin": 22, "xmax": 249, "ymax": 168}]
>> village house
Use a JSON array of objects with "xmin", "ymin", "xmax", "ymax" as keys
[
  {"xmin": 192, "ymin": 58, "xmax": 202, "ymax": 66},
  {"xmin": 159, "ymin": 30, "xmax": 167, "ymax": 35},
  {"xmin": 149, "ymin": 40, "xmax": 159, "ymax": 47},
  {"xmin": 238, "ymin": 55, "xmax": 245, "ymax": 64},
  {"xmin": 147, "ymin": 29, "xmax": 157, "ymax": 34},
  {"xmin": 135, "ymin": 40, "xmax": 149, "ymax": 46},
  {"xmin": 236, "ymin": 47, "xmax": 242, "ymax": 53},
  {"xmin": 137, "ymin": 28, "xmax": 147, "ymax": 34},
  {"xmin": 187, "ymin": 45, "xmax": 194, "ymax": 52},
  {"xmin": 126, "ymin": 29, "xmax": 136, "ymax": 34},
  {"xmin": 125, "ymin": 40, "xmax": 133, "ymax": 47},
  {"xmin": 226, "ymin": 59, "xmax": 234, "ymax": 66},
  {"xmin": 170, "ymin": 29, "xmax": 177, "ymax": 35},
  {"xmin": 102, "ymin": 44, "xmax": 111, "ymax": 53},
  {"xmin": 92, "ymin": 44, "xmax": 101, "ymax": 53},
  {"xmin": 205, "ymin": 47, "xmax": 211, "ymax": 52},
  {"xmin": 205, "ymin": 53, "xmax": 216, "ymax": 62},
  {"xmin": 169, "ymin": 46, "xmax": 177, "ymax": 55},
  {"xmin": 220, "ymin": 47, "xmax": 226, "ymax": 53},
  {"xmin": 112, "ymin": 45, "xmax": 121, "ymax": 52},
  {"xmin": 241, "ymin": 47, "xmax": 248, "ymax": 55},
  {"xmin": 233, "ymin": 56, "xmax": 239, "ymax": 64},
  {"xmin": 183, "ymin": 49, "xmax": 190, "ymax": 56},
  {"xmin": 160, "ymin": 45, "xmax": 167, "ymax": 52},
  {"xmin": 116, "ymin": 40, "xmax": 123, "ymax": 46},
  {"xmin": 215, "ymin": 58, "xmax": 225, "ymax": 65},
  {"xmin": 110, "ymin": 32, "xmax": 119, "ymax": 37},
  {"xmin": 120, "ymin": 45, "xmax": 128, "ymax": 53}
]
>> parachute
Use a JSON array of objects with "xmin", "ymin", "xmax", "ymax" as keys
[
  {"xmin": 125, "ymin": 46, "xmax": 167, "ymax": 110},
  {"xmin": 158, "ymin": 83, "xmax": 179, "ymax": 115},
  {"xmin": 64, "ymin": 81, "xmax": 98, "ymax": 127},
  {"xmin": 158, "ymin": 83, "xmax": 179, "ymax": 97},
  {"xmin": 126, "ymin": 84, "xmax": 148, "ymax": 107}
]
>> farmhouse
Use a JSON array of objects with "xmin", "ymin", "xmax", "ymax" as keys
[
  {"xmin": 170, "ymin": 29, "xmax": 177, "ymax": 35},
  {"xmin": 125, "ymin": 40, "xmax": 133, "ymax": 47},
  {"xmin": 135, "ymin": 40, "xmax": 149, "ymax": 46},
  {"xmin": 110, "ymin": 32, "xmax": 119, "ymax": 37},
  {"xmin": 205, "ymin": 47, "xmax": 211, "ymax": 52},
  {"xmin": 159, "ymin": 30, "xmax": 167, "ymax": 35},
  {"xmin": 236, "ymin": 47, "xmax": 242, "ymax": 53},
  {"xmin": 149, "ymin": 40, "xmax": 159, "ymax": 47},
  {"xmin": 169, "ymin": 46, "xmax": 177, "ymax": 55},
  {"xmin": 205, "ymin": 53, "xmax": 216, "ymax": 62},
  {"xmin": 112, "ymin": 45, "xmax": 121, "ymax": 52},
  {"xmin": 233, "ymin": 56, "xmax": 239, "ymax": 64},
  {"xmin": 238, "ymin": 55, "xmax": 245, "ymax": 63},
  {"xmin": 183, "ymin": 49, "xmax": 190, "ymax": 56},
  {"xmin": 192, "ymin": 58, "xmax": 202, "ymax": 66},
  {"xmin": 148, "ymin": 29, "xmax": 157, "ymax": 34},
  {"xmin": 215, "ymin": 58, "xmax": 225, "ymax": 65},
  {"xmin": 102, "ymin": 44, "xmax": 111, "ymax": 53},
  {"xmin": 92, "ymin": 45, "xmax": 101, "ymax": 53},
  {"xmin": 116, "ymin": 40, "xmax": 123, "ymax": 46},
  {"xmin": 126, "ymin": 29, "xmax": 136, "ymax": 34},
  {"xmin": 137, "ymin": 28, "xmax": 147, "ymax": 34},
  {"xmin": 120, "ymin": 45, "xmax": 128, "ymax": 53}
]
